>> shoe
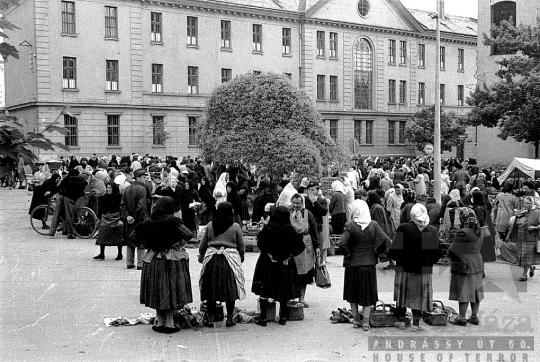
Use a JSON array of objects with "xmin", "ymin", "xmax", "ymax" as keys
[
  {"xmin": 152, "ymin": 325, "xmax": 166, "ymax": 333},
  {"xmin": 67, "ymin": 234, "xmax": 75, "ymax": 239},
  {"xmin": 530, "ymin": 266, "xmax": 535, "ymax": 278},
  {"xmin": 163, "ymin": 326, "xmax": 181, "ymax": 334},
  {"xmin": 300, "ymin": 301, "xmax": 309, "ymax": 308},
  {"xmin": 62, "ymin": 231, "xmax": 68, "ymax": 236},
  {"xmin": 466, "ymin": 317, "xmax": 480, "ymax": 325},
  {"xmin": 394, "ymin": 321, "xmax": 406, "ymax": 330},
  {"xmin": 48, "ymin": 228, "xmax": 56, "ymax": 237},
  {"xmin": 226, "ymin": 320, "xmax": 236, "ymax": 327},
  {"xmin": 256, "ymin": 319, "xmax": 267, "ymax": 327},
  {"xmin": 203, "ymin": 321, "xmax": 214, "ymax": 328},
  {"xmin": 115, "ymin": 255, "xmax": 123, "ymax": 261},
  {"xmin": 278, "ymin": 318, "xmax": 287, "ymax": 325},
  {"xmin": 137, "ymin": 266, "xmax": 142, "ymax": 270},
  {"xmin": 362, "ymin": 323, "xmax": 371, "ymax": 331},
  {"xmin": 519, "ymin": 276, "xmax": 528, "ymax": 282},
  {"xmin": 93, "ymin": 254, "xmax": 105, "ymax": 260},
  {"xmin": 453, "ymin": 319, "xmax": 467, "ymax": 326},
  {"xmin": 127, "ymin": 265, "xmax": 135, "ymax": 269},
  {"xmin": 41, "ymin": 225, "xmax": 50, "ymax": 230},
  {"xmin": 411, "ymin": 325, "xmax": 425, "ymax": 332}
]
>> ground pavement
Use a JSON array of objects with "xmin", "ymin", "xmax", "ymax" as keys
[{"xmin": 0, "ymin": 188, "xmax": 539, "ymax": 362}]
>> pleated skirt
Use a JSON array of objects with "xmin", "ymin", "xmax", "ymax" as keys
[
  {"xmin": 449, "ymin": 272, "xmax": 484, "ymax": 303},
  {"xmin": 140, "ymin": 256, "xmax": 193, "ymax": 310},
  {"xmin": 393, "ymin": 271, "xmax": 433, "ymax": 312},
  {"xmin": 95, "ymin": 226, "xmax": 123, "ymax": 246},
  {"xmin": 516, "ymin": 240, "xmax": 540, "ymax": 266},
  {"xmin": 343, "ymin": 265, "xmax": 378, "ymax": 306},
  {"xmin": 251, "ymin": 254, "xmax": 301, "ymax": 301},
  {"xmin": 200, "ymin": 254, "xmax": 239, "ymax": 302}
]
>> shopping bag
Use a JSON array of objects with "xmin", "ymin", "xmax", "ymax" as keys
[{"xmin": 315, "ymin": 259, "xmax": 331, "ymax": 289}]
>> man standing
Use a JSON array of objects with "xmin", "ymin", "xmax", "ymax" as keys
[
  {"xmin": 120, "ymin": 169, "xmax": 149, "ymax": 270},
  {"xmin": 451, "ymin": 164, "xmax": 470, "ymax": 196},
  {"xmin": 305, "ymin": 181, "xmax": 329, "ymax": 262}
]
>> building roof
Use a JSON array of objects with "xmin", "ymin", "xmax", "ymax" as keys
[
  {"xmin": 201, "ymin": 0, "xmax": 300, "ymax": 12},
  {"xmin": 407, "ymin": 8, "xmax": 477, "ymax": 36}
]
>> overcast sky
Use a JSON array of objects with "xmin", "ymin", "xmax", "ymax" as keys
[{"xmin": 400, "ymin": 0, "xmax": 479, "ymax": 19}]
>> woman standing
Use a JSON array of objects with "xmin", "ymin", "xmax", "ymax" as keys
[
  {"xmin": 197, "ymin": 177, "xmax": 216, "ymax": 225},
  {"xmin": 329, "ymin": 180, "xmax": 347, "ymax": 235},
  {"xmin": 493, "ymin": 183, "xmax": 518, "ymax": 240},
  {"xmin": 389, "ymin": 204, "xmax": 442, "ymax": 331},
  {"xmin": 236, "ymin": 174, "xmax": 251, "ymax": 222},
  {"xmin": 338, "ymin": 200, "xmax": 390, "ymax": 331},
  {"xmin": 399, "ymin": 189, "xmax": 416, "ymax": 224},
  {"xmin": 367, "ymin": 191, "xmax": 392, "ymax": 238},
  {"xmin": 93, "ymin": 183, "xmax": 124, "ymax": 260},
  {"xmin": 29, "ymin": 173, "xmax": 61, "ymax": 230},
  {"xmin": 199, "ymin": 202, "xmax": 245, "ymax": 327},
  {"xmin": 439, "ymin": 189, "xmax": 465, "ymax": 246},
  {"xmin": 471, "ymin": 190, "xmax": 496, "ymax": 263},
  {"xmin": 252, "ymin": 206, "xmax": 305, "ymax": 326},
  {"xmin": 213, "ymin": 172, "xmax": 229, "ymax": 207},
  {"xmin": 226, "ymin": 181, "xmax": 243, "ymax": 225},
  {"xmin": 448, "ymin": 207, "xmax": 484, "ymax": 326},
  {"xmin": 179, "ymin": 179, "xmax": 200, "ymax": 235},
  {"xmin": 506, "ymin": 196, "xmax": 540, "ymax": 282},
  {"xmin": 134, "ymin": 197, "xmax": 194, "ymax": 334},
  {"xmin": 441, "ymin": 169, "xmax": 451, "ymax": 195}
]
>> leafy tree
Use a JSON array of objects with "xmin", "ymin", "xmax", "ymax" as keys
[
  {"xmin": 404, "ymin": 105, "xmax": 467, "ymax": 152},
  {"xmin": 0, "ymin": 0, "xmax": 20, "ymax": 61},
  {"xmin": 466, "ymin": 18, "xmax": 540, "ymax": 157},
  {"xmin": 198, "ymin": 72, "xmax": 342, "ymax": 179}
]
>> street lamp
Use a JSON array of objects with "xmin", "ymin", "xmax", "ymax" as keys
[{"xmin": 431, "ymin": 0, "xmax": 443, "ymax": 204}]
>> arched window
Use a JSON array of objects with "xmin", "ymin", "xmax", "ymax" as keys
[
  {"xmin": 353, "ymin": 38, "xmax": 373, "ymax": 110},
  {"xmin": 491, "ymin": 1, "xmax": 516, "ymax": 26}
]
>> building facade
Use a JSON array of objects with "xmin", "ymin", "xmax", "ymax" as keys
[{"xmin": 5, "ymin": 0, "xmax": 477, "ymax": 160}]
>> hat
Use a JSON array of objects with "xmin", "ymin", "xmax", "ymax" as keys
[
  {"xmin": 133, "ymin": 169, "xmax": 147, "ymax": 178},
  {"xmin": 307, "ymin": 181, "xmax": 320, "ymax": 189}
]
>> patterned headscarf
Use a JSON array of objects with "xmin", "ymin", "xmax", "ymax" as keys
[
  {"xmin": 458, "ymin": 207, "xmax": 481, "ymax": 236},
  {"xmin": 402, "ymin": 188, "xmax": 416, "ymax": 204},
  {"xmin": 449, "ymin": 189, "xmax": 461, "ymax": 203}
]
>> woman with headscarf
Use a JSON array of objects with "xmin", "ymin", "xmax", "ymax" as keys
[
  {"xmin": 252, "ymin": 180, "xmax": 278, "ymax": 222},
  {"xmin": 439, "ymin": 188, "xmax": 465, "ymax": 246},
  {"xmin": 414, "ymin": 168, "xmax": 428, "ymax": 201},
  {"xmin": 338, "ymin": 200, "xmax": 390, "ymax": 331},
  {"xmin": 493, "ymin": 183, "xmax": 518, "ymax": 240},
  {"xmin": 275, "ymin": 180, "xmax": 297, "ymax": 209},
  {"xmin": 88, "ymin": 170, "xmax": 108, "ymax": 216},
  {"xmin": 385, "ymin": 185, "xmax": 404, "ymax": 233},
  {"xmin": 448, "ymin": 207, "xmax": 484, "ymax": 326},
  {"xmin": 29, "ymin": 173, "xmax": 62, "ymax": 229},
  {"xmin": 134, "ymin": 197, "xmax": 193, "ymax": 334},
  {"xmin": 399, "ymin": 189, "xmax": 416, "ymax": 224},
  {"xmin": 329, "ymin": 180, "xmax": 347, "ymax": 235},
  {"xmin": 68, "ymin": 155, "xmax": 79, "ymax": 170},
  {"xmin": 179, "ymin": 178, "xmax": 200, "ymax": 235},
  {"xmin": 298, "ymin": 177, "xmax": 310, "ymax": 194},
  {"xmin": 389, "ymin": 204, "xmax": 442, "ymax": 331},
  {"xmin": 342, "ymin": 178, "xmax": 355, "ymax": 221},
  {"xmin": 197, "ymin": 177, "xmax": 216, "ymax": 225},
  {"xmin": 199, "ymin": 202, "xmax": 245, "ymax": 327},
  {"xmin": 93, "ymin": 183, "xmax": 124, "ymax": 260},
  {"xmin": 252, "ymin": 206, "xmax": 306, "ymax": 326},
  {"xmin": 505, "ymin": 196, "xmax": 540, "ymax": 282},
  {"xmin": 441, "ymin": 169, "xmax": 451, "ymax": 195},
  {"xmin": 213, "ymin": 172, "xmax": 229, "ymax": 207},
  {"xmin": 471, "ymin": 190, "xmax": 496, "ymax": 263},
  {"xmin": 226, "ymin": 181, "xmax": 243, "ymax": 225},
  {"xmin": 236, "ymin": 174, "xmax": 250, "ymax": 222}
]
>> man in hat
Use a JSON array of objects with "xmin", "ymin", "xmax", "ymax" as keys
[
  {"xmin": 305, "ymin": 181, "xmax": 329, "ymax": 262},
  {"xmin": 120, "ymin": 169, "xmax": 149, "ymax": 270}
]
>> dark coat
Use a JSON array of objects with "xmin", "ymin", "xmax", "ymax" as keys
[
  {"xmin": 369, "ymin": 203, "xmax": 392, "ymax": 237},
  {"xmin": 448, "ymin": 228, "xmax": 484, "ymax": 274},
  {"xmin": 338, "ymin": 221, "xmax": 390, "ymax": 267},
  {"xmin": 304, "ymin": 196, "xmax": 328, "ymax": 232}
]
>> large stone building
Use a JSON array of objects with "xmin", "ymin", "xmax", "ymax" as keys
[{"xmin": 4, "ymin": 0, "xmax": 477, "ymax": 160}]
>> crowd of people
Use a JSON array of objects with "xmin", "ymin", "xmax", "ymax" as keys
[{"xmin": 23, "ymin": 152, "xmax": 540, "ymax": 333}]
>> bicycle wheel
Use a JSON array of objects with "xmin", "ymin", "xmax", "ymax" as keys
[
  {"xmin": 30, "ymin": 205, "xmax": 55, "ymax": 235},
  {"xmin": 72, "ymin": 206, "xmax": 98, "ymax": 239}
]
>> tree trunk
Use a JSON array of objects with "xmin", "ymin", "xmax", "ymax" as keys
[{"xmin": 535, "ymin": 141, "xmax": 539, "ymax": 159}]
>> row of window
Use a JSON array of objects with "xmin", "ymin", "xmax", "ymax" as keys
[
  {"xmin": 390, "ymin": 41, "xmax": 465, "ymax": 71},
  {"xmin": 316, "ymin": 75, "xmax": 339, "ymax": 101},
  {"xmin": 388, "ymin": 80, "xmax": 465, "ymax": 106},
  {"xmin": 63, "ymin": 114, "xmax": 199, "ymax": 147},
  {"xmin": 325, "ymin": 119, "xmax": 406, "ymax": 145}
]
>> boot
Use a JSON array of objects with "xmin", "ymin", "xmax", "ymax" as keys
[
  {"xmin": 278, "ymin": 301, "xmax": 288, "ymax": 325},
  {"xmin": 257, "ymin": 298, "xmax": 268, "ymax": 327}
]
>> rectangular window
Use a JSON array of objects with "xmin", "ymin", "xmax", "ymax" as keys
[
  {"xmin": 458, "ymin": 85, "xmax": 464, "ymax": 106},
  {"xmin": 440, "ymin": 46, "xmax": 446, "ymax": 69},
  {"xmin": 106, "ymin": 60, "xmax": 119, "ymax": 91},
  {"xmin": 188, "ymin": 116, "xmax": 198, "ymax": 146},
  {"xmin": 152, "ymin": 116, "xmax": 165, "ymax": 146},
  {"xmin": 187, "ymin": 16, "xmax": 198, "ymax": 46},
  {"xmin": 64, "ymin": 114, "xmax": 78, "ymax": 146},
  {"xmin": 221, "ymin": 20, "xmax": 231, "ymax": 49},
  {"xmin": 354, "ymin": 120, "xmax": 362, "ymax": 144},
  {"xmin": 458, "ymin": 48, "xmax": 464, "ymax": 71},
  {"xmin": 221, "ymin": 68, "xmax": 232, "ymax": 83},
  {"xmin": 329, "ymin": 32, "xmax": 338, "ymax": 58},
  {"xmin": 62, "ymin": 57, "xmax": 77, "ymax": 89},
  {"xmin": 399, "ymin": 80, "xmax": 407, "ymax": 104},
  {"xmin": 399, "ymin": 121, "xmax": 406, "ymax": 144},
  {"xmin": 365, "ymin": 120, "xmax": 373, "ymax": 144},
  {"xmin": 316, "ymin": 75, "xmax": 325, "ymax": 100},
  {"xmin": 388, "ymin": 121, "xmax": 395, "ymax": 144},
  {"xmin": 253, "ymin": 24, "xmax": 262, "ymax": 52},
  {"xmin": 188, "ymin": 66, "xmax": 199, "ymax": 94},
  {"xmin": 389, "ymin": 39, "xmax": 396, "ymax": 63},
  {"xmin": 399, "ymin": 40, "xmax": 407, "ymax": 64},
  {"xmin": 107, "ymin": 115, "xmax": 120, "ymax": 146},
  {"xmin": 330, "ymin": 76, "xmax": 338, "ymax": 101},
  {"xmin": 440, "ymin": 84, "xmax": 446, "ymax": 105},
  {"xmin": 418, "ymin": 82, "xmax": 425, "ymax": 105},
  {"xmin": 316, "ymin": 31, "xmax": 325, "ymax": 57},
  {"xmin": 105, "ymin": 6, "xmax": 118, "ymax": 38},
  {"xmin": 151, "ymin": 12, "xmax": 162, "ymax": 42},
  {"xmin": 61, "ymin": 1, "xmax": 76, "ymax": 35},
  {"xmin": 388, "ymin": 79, "xmax": 396, "ymax": 103},
  {"xmin": 282, "ymin": 28, "xmax": 291, "ymax": 55},
  {"xmin": 418, "ymin": 44, "xmax": 425, "ymax": 67},
  {"xmin": 329, "ymin": 120, "xmax": 338, "ymax": 141},
  {"xmin": 151, "ymin": 64, "xmax": 163, "ymax": 93}
]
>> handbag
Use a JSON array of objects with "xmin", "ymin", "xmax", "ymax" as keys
[
  {"xmin": 422, "ymin": 300, "xmax": 450, "ymax": 326},
  {"xmin": 378, "ymin": 251, "xmax": 391, "ymax": 263},
  {"xmin": 369, "ymin": 300, "xmax": 398, "ymax": 327},
  {"xmin": 315, "ymin": 258, "xmax": 331, "ymax": 289},
  {"xmin": 27, "ymin": 183, "xmax": 35, "ymax": 192}
]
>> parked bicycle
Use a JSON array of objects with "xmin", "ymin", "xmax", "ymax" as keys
[{"xmin": 30, "ymin": 196, "xmax": 98, "ymax": 238}]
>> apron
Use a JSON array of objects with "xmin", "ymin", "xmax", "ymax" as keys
[{"xmin": 291, "ymin": 210, "xmax": 315, "ymax": 275}]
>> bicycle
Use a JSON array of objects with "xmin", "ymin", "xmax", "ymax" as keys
[{"xmin": 30, "ymin": 196, "xmax": 99, "ymax": 239}]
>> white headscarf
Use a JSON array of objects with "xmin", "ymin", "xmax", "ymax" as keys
[
  {"xmin": 410, "ymin": 203, "xmax": 430, "ymax": 230},
  {"xmin": 350, "ymin": 199, "xmax": 371, "ymax": 230},
  {"xmin": 277, "ymin": 182, "xmax": 298, "ymax": 208},
  {"xmin": 213, "ymin": 172, "xmax": 229, "ymax": 198},
  {"xmin": 300, "ymin": 177, "xmax": 310, "ymax": 188},
  {"xmin": 331, "ymin": 180, "xmax": 346, "ymax": 195}
]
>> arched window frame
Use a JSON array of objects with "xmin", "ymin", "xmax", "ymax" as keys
[{"xmin": 353, "ymin": 37, "xmax": 375, "ymax": 110}]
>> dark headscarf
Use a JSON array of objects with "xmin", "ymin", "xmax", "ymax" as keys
[
  {"xmin": 367, "ymin": 190, "xmax": 383, "ymax": 208},
  {"xmin": 67, "ymin": 169, "xmax": 80, "ymax": 177},
  {"xmin": 226, "ymin": 181, "xmax": 242, "ymax": 215},
  {"xmin": 402, "ymin": 189, "xmax": 416, "ymax": 205},
  {"xmin": 213, "ymin": 202, "xmax": 234, "ymax": 237},
  {"xmin": 268, "ymin": 206, "xmax": 292, "ymax": 226},
  {"xmin": 458, "ymin": 207, "xmax": 481, "ymax": 236},
  {"xmin": 151, "ymin": 196, "xmax": 176, "ymax": 220}
]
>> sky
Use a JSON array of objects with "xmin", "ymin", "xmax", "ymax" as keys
[{"xmin": 399, "ymin": 0, "xmax": 479, "ymax": 19}]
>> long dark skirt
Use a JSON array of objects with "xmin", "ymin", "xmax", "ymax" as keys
[
  {"xmin": 331, "ymin": 213, "xmax": 347, "ymax": 235},
  {"xmin": 393, "ymin": 270, "xmax": 433, "ymax": 312},
  {"xmin": 200, "ymin": 254, "xmax": 239, "ymax": 302},
  {"xmin": 480, "ymin": 231, "xmax": 497, "ymax": 262},
  {"xmin": 140, "ymin": 256, "xmax": 193, "ymax": 310},
  {"xmin": 449, "ymin": 271, "xmax": 484, "ymax": 303},
  {"xmin": 29, "ymin": 185, "xmax": 47, "ymax": 217},
  {"xmin": 240, "ymin": 199, "xmax": 250, "ymax": 221},
  {"xmin": 252, "ymin": 253, "xmax": 301, "ymax": 301},
  {"xmin": 343, "ymin": 265, "xmax": 378, "ymax": 306},
  {"xmin": 95, "ymin": 226, "xmax": 123, "ymax": 246},
  {"xmin": 298, "ymin": 268, "xmax": 315, "ymax": 285}
]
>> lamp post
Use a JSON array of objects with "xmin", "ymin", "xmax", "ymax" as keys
[{"xmin": 433, "ymin": 0, "xmax": 443, "ymax": 204}]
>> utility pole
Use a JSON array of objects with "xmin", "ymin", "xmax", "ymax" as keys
[{"xmin": 433, "ymin": 0, "xmax": 442, "ymax": 204}]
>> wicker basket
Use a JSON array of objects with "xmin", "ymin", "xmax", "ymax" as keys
[
  {"xmin": 257, "ymin": 298, "xmax": 277, "ymax": 322},
  {"xmin": 286, "ymin": 302, "xmax": 304, "ymax": 321},
  {"xmin": 423, "ymin": 300, "xmax": 449, "ymax": 326}
]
